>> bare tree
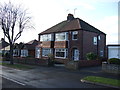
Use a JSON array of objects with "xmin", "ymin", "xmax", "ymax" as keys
[{"xmin": 0, "ymin": 2, "xmax": 32, "ymax": 64}]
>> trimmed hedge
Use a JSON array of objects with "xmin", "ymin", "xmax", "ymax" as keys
[{"xmin": 108, "ymin": 58, "xmax": 120, "ymax": 65}]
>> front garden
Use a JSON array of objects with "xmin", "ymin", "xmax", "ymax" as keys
[
  {"xmin": 81, "ymin": 76, "xmax": 120, "ymax": 88},
  {"xmin": 0, "ymin": 62, "xmax": 35, "ymax": 70}
]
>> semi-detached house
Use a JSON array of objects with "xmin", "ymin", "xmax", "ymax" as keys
[{"xmin": 36, "ymin": 14, "xmax": 106, "ymax": 64}]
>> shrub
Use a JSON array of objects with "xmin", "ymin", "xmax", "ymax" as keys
[
  {"xmin": 108, "ymin": 58, "xmax": 120, "ymax": 65},
  {"xmin": 86, "ymin": 52, "xmax": 97, "ymax": 60},
  {"xmin": 48, "ymin": 54, "xmax": 54, "ymax": 66}
]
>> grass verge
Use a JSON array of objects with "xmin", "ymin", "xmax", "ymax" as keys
[
  {"xmin": 82, "ymin": 76, "xmax": 120, "ymax": 87},
  {"xmin": 0, "ymin": 62, "xmax": 34, "ymax": 70}
]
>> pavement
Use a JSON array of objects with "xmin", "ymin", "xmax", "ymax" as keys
[{"xmin": 0, "ymin": 62, "xmax": 119, "ymax": 88}]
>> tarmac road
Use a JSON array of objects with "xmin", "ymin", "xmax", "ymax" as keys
[
  {"xmin": 1, "ymin": 75, "xmax": 34, "ymax": 88},
  {"xmin": 1, "ymin": 65, "xmax": 110, "ymax": 88}
]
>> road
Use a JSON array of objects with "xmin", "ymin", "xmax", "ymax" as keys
[{"xmin": 1, "ymin": 76, "xmax": 34, "ymax": 88}]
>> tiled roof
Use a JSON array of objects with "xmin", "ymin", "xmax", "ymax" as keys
[
  {"xmin": 39, "ymin": 18, "xmax": 105, "ymax": 35},
  {"xmin": 0, "ymin": 39, "xmax": 9, "ymax": 49},
  {"xmin": 26, "ymin": 39, "xmax": 38, "ymax": 45},
  {"xmin": 14, "ymin": 40, "xmax": 39, "ymax": 50},
  {"xmin": 23, "ymin": 44, "xmax": 35, "ymax": 50}
]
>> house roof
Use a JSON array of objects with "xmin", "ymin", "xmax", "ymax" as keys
[
  {"xmin": 14, "ymin": 40, "xmax": 39, "ymax": 50},
  {"xmin": 0, "ymin": 38, "xmax": 9, "ymax": 50},
  {"xmin": 23, "ymin": 44, "xmax": 35, "ymax": 50},
  {"xmin": 39, "ymin": 14, "xmax": 106, "ymax": 35},
  {"xmin": 23, "ymin": 40, "xmax": 39, "ymax": 50},
  {"xmin": 26, "ymin": 39, "xmax": 38, "ymax": 45}
]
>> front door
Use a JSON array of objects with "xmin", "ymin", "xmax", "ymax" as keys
[{"xmin": 73, "ymin": 49, "xmax": 79, "ymax": 61}]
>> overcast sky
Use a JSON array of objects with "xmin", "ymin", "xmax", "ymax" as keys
[{"xmin": 0, "ymin": 0, "xmax": 119, "ymax": 44}]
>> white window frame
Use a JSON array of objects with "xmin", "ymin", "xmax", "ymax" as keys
[
  {"xmin": 98, "ymin": 35, "xmax": 101, "ymax": 40},
  {"xmin": 21, "ymin": 50, "xmax": 28, "ymax": 57},
  {"xmin": 72, "ymin": 31, "xmax": 78, "ymax": 40},
  {"xmin": 55, "ymin": 32, "xmax": 68, "ymax": 41},
  {"xmin": 42, "ymin": 48, "xmax": 52, "ymax": 57},
  {"xmin": 13, "ymin": 49, "xmax": 19, "ymax": 56},
  {"xmin": 55, "ymin": 48, "xmax": 68, "ymax": 59},
  {"xmin": 40, "ymin": 34, "xmax": 52, "ymax": 41},
  {"xmin": 93, "ymin": 37, "xmax": 97, "ymax": 45}
]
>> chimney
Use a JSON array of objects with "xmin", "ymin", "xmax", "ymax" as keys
[{"xmin": 67, "ymin": 13, "xmax": 74, "ymax": 21}]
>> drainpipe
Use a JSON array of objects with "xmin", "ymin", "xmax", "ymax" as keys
[{"xmin": 97, "ymin": 33, "xmax": 101, "ymax": 57}]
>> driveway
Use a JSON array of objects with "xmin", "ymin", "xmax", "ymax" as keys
[{"xmin": 1, "ymin": 64, "xmax": 118, "ymax": 88}]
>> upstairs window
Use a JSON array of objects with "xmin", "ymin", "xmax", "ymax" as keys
[
  {"xmin": 93, "ymin": 37, "xmax": 97, "ymax": 45},
  {"xmin": 55, "ymin": 32, "xmax": 68, "ymax": 41},
  {"xmin": 72, "ymin": 31, "xmax": 78, "ymax": 40},
  {"xmin": 40, "ymin": 34, "xmax": 52, "ymax": 41}
]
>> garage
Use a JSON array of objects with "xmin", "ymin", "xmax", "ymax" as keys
[{"xmin": 107, "ymin": 45, "xmax": 120, "ymax": 59}]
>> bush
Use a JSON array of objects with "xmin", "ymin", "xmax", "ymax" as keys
[
  {"xmin": 48, "ymin": 54, "xmax": 54, "ymax": 66},
  {"xmin": 108, "ymin": 58, "xmax": 120, "ymax": 65},
  {"xmin": 86, "ymin": 52, "xmax": 97, "ymax": 60}
]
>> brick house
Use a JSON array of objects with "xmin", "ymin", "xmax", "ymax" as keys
[
  {"xmin": 13, "ymin": 39, "xmax": 38, "ymax": 57},
  {"xmin": 36, "ymin": 14, "xmax": 106, "ymax": 64}
]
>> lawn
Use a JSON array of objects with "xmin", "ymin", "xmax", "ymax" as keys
[
  {"xmin": 0, "ymin": 62, "xmax": 35, "ymax": 70},
  {"xmin": 82, "ymin": 76, "xmax": 120, "ymax": 87}
]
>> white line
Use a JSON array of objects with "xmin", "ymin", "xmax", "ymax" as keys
[{"xmin": 0, "ymin": 74, "xmax": 26, "ymax": 86}]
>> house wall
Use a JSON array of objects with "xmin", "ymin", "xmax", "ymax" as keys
[
  {"xmin": 38, "ymin": 30, "xmax": 106, "ymax": 64},
  {"xmin": 28, "ymin": 50, "xmax": 35, "ymax": 57},
  {"xmin": 68, "ymin": 30, "xmax": 83, "ymax": 60},
  {"xmin": 41, "ymin": 41, "xmax": 54, "ymax": 48},
  {"xmin": 82, "ymin": 30, "xmax": 106, "ymax": 59},
  {"xmin": 54, "ymin": 41, "xmax": 68, "ymax": 48}
]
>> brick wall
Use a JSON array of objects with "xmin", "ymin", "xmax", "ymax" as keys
[
  {"xmin": 54, "ymin": 41, "xmax": 68, "ymax": 48},
  {"xmin": 102, "ymin": 62, "xmax": 120, "ymax": 74},
  {"xmin": 78, "ymin": 60, "xmax": 102, "ymax": 67},
  {"xmin": 13, "ymin": 57, "xmax": 48, "ymax": 66}
]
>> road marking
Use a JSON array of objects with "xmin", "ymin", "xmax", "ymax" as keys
[{"xmin": 0, "ymin": 74, "xmax": 26, "ymax": 86}]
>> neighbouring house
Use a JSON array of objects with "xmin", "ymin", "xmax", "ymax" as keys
[
  {"xmin": 107, "ymin": 44, "xmax": 120, "ymax": 59},
  {"xmin": 36, "ymin": 14, "xmax": 106, "ymax": 64},
  {"xmin": 0, "ymin": 38, "xmax": 9, "ymax": 55},
  {"xmin": 13, "ymin": 39, "xmax": 39, "ymax": 57},
  {"xmin": 13, "ymin": 42, "xmax": 24, "ymax": 57}
]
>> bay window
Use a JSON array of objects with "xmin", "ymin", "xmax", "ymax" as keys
[
  {"xmin": 55, "ymin": 48, "xmax": 68, "ymax": 58},
  {"xmin": 55, "ymin": 32, "xmax": 68, "ymax": 41},
  {"xmin": 42, "ymin": 48, "xmax": 52, "ymax": 57}
]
